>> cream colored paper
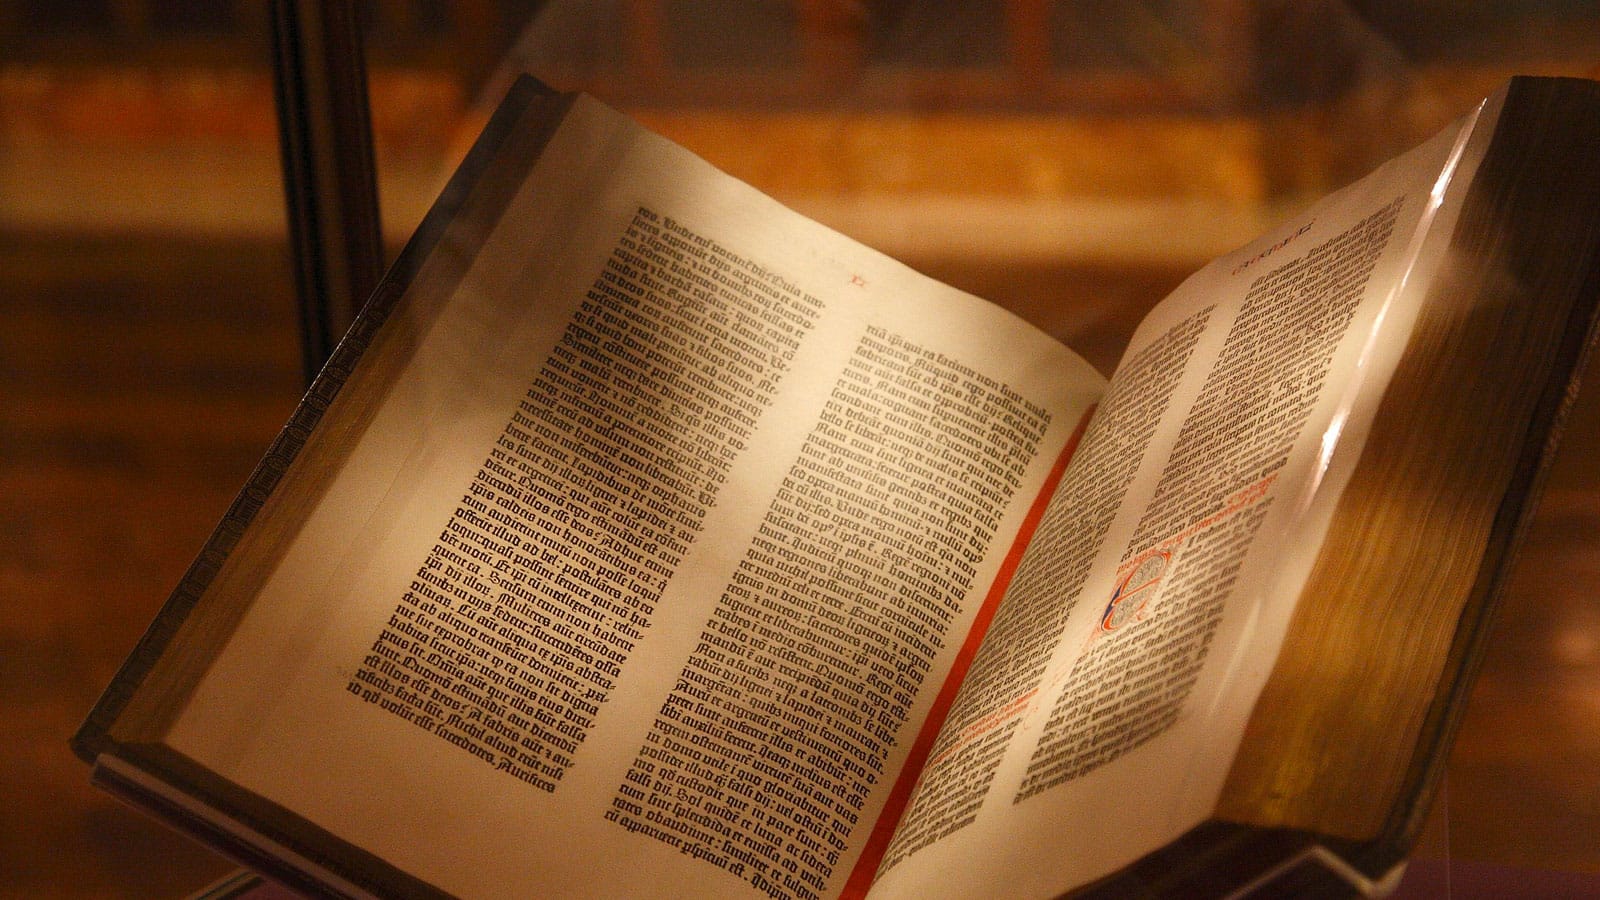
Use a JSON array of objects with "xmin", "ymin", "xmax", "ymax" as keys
[{"xmin": 168, "ymin": 95, "xmax": 1102, "ymax": 899}]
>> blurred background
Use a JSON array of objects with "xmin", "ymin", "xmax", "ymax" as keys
[{"xmin": 3, "ymin": 1, "xmax": 1599, "ymax": 896}]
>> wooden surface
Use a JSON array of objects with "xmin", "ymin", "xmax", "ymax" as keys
[{"xmin": 3, "ymin": 229, "xmax": 1598, "ymax": 897}]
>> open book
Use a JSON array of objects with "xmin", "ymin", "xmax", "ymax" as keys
[{"xmin": 76, "ymin": 76, "xmax": 1600, "ymax": 898}]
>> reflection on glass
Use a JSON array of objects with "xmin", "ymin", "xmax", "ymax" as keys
[
  {"xmin": 665, "ymin": 0, "xmax": 799, "ymax": 69},
  {"xmin": 866, "ymin": 0, "xmax": 1008, "ymax": 68},
  {"xmin": 5, "ymin": 1, "xmax": 1600, "ymax": 895}
]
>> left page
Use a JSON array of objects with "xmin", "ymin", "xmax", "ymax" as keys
[{"xmin": 159, "ymin": 87, "xmax": 1103, "ymax": 898}]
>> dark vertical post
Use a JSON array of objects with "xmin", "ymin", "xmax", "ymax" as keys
[{"xmin": 269, "ymin": 0, "xmax": 385, "ymax": 385}]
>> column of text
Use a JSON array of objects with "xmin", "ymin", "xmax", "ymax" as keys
[
  {"xmin": 609, "ymin": 326, "xmax": 1050, "ymax": 900},
  {"xmin": 877, "ymin": 306, "xmax": 1210, "ymax": 871},
  {"xmin": 1018, "ymin": 198, "xmax": 1404, "ymax": 796},
  {"xmin": 348, "ymin": 207, "xmax": 823, "ymax": 789}
]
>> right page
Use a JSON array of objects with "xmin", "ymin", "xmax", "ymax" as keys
[{"xmin": 863, "ymin": 88, "xmax": 1498, "ymax": 900}]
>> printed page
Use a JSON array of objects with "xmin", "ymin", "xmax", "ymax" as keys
[
  {"xmin": 866, "ymin": 102, "xmax": 1489, "ymax": 898},
  {"xmin": 164, "ymin": 93, "xmax": 1103, "ymax": 899}
]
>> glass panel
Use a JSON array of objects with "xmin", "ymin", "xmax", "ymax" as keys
[
  {"xmin": 664, "ymin": 0, "xmax": 800, "ymax": 69},
  {"xmin": 1349, "ymin": 0, "xmax": 1600, "ymax": 62},
  {"xmin": 19, "ymin": 0, "xmax": 114, "ymax": 31},
  {"xmin": 8, "ymin": 2, "xmax": 1600, "ymax": 896},
  {"xmin": 502, "ymin": 0, "xmax": 629, "ymax": 77},
  {"xmin": 865, "ymin": 0, "xmax": 1009, "ymax": 69},
  {"xmin": 358, "ymin": 3, "xmax": 1600, "ymax": 886},
  {"xmin": 1049, "ymin": 0, "xmax": 1208, "ymax": 71},
  {"xmin": 150, "ymin": 0, "xmax": 239, "ymax": 32}
]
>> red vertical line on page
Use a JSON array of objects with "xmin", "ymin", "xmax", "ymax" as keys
[{"xmin": 839, "ymin": 402, "xmax": 1097, "ymax": 898}]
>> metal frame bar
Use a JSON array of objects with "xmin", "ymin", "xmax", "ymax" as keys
[{"xmin": 268, "ymin": 0, "xmax": 385, "ymax": 384}]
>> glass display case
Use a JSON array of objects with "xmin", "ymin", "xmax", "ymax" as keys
[{"xmin": 4, "ymin": 2, "xmax": 1599, "ymax": 895}]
